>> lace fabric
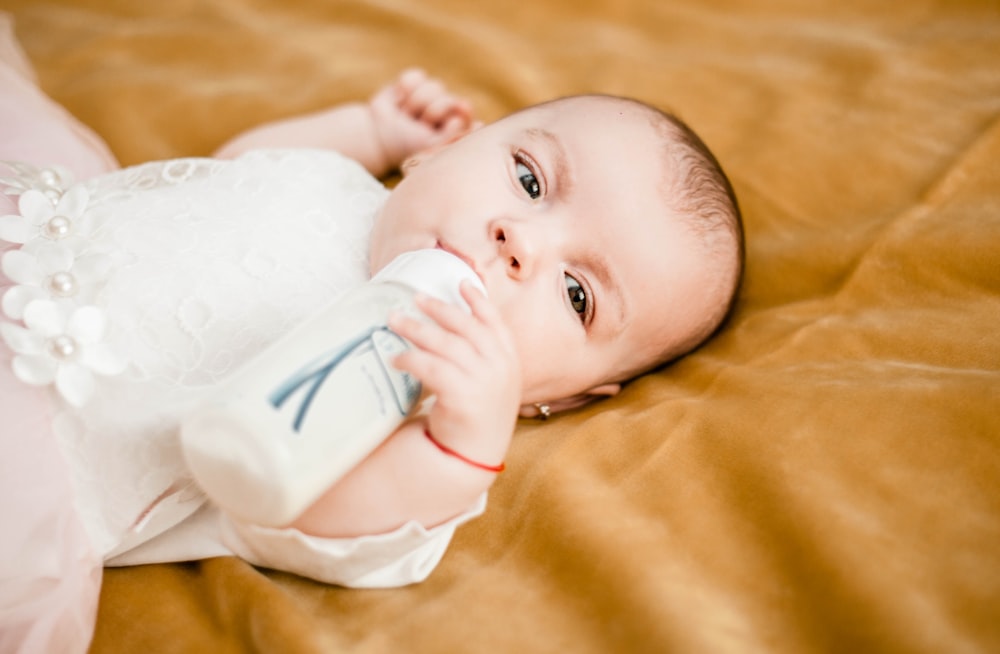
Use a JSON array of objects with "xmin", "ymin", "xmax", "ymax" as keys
[{"xmin": 0, "ymin": 149, "xmax": 387, "ymax": 555}]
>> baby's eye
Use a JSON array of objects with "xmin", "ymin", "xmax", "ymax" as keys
[
  {"xmin": 565, "ymin": 273, "xmax": 587, "ymax": 321},
  {"xmin": 515, "ymin": 159, "xmax": 541, "ymax": 199}
]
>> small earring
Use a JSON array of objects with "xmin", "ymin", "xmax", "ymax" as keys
[
  {"xmin": 401, "ymin": 156, "xmax": 419, "ymax": 174},
  {"xmin": 534, "ymin": 403, "xmax": 551, "ymax": 420}
]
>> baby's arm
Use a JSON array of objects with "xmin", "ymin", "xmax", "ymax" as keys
[
  {"xmin": 213, "ymin": 69, "xmax": 474, "ymax": 178},
  {"xmin": 289, "ymin": 283, "xmax": 521, "ymax": 537}
]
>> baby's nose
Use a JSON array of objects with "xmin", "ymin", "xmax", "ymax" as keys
[{"xmin": 492, "ymin": 222, "xmax": 536, "ymax": 280}]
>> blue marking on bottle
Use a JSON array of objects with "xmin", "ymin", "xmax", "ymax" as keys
[{"xmin": 267, "ymin": 326, "xmax": 417, "ymax": 433}]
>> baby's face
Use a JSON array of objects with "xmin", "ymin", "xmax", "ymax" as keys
[{"xmin": 370, "ymin": 96, "xmax": 720, "ymax": 405}]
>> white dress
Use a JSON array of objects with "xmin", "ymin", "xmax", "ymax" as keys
[{"xmin": 0, "ymin": 149, "xmax": 484, "ymax": 651}]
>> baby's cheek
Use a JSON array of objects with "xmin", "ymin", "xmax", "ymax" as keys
[{"xmin": 505, "ymin": 323, "xmax": 560, "ymax": 398}]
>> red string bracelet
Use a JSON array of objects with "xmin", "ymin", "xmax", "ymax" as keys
[{"xmin": 424, "ymin": 429, "xmax": 505, "ymax": 473}]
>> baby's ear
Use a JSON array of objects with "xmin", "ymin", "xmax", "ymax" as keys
[
  {"xmin": 400, "ymin": 144, "xmax": 441, "ymax": 175},
  {"xmin": 519, "ymin": 383, "xmax": 621, "ymax": 418},
  {"xmin": 401, "ymin": 122, "xmax": 482, "ymax": 176}
]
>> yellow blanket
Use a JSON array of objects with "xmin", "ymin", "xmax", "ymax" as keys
[{"xmin": 5, "ymin": 0, "xmax": 999, "ymax": 651}]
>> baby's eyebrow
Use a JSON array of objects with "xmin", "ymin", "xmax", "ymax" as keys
[
  {"xmin": 525, "ymin": 128, "xmax": 573, "ymax": 195},
  {"xmin": 588, "ymin": 250, "xmax": 627, "ymax": 329}
]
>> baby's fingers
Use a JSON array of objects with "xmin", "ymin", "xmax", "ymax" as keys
[
  {"xmin": 401, "ymin": 78, "xmax": 448, "ymax": 119},
  {"xmin": 387, "ymin": 309, "xmax": 477, "ymax": 368},
  {"xmin": 458, "ymin": 281, "xmax": 517, "ymax": 355},
  {"xmin": 422, "ymin": 96, "xmax": 473, "ymax": 130},
  {"xmin": 393, "ymin": 68, "xmax": 428, "ymax": 99},
  {"xmin": 390, "ymin": 343, "xmax": 465, "ymax": 396},
  {"xmin": 460, "ymin": 280, "xmax": 502, "ymax": 325},
  {"xmin": 413, "ymin": 285, "xmax": 508, "ymax": 358}
]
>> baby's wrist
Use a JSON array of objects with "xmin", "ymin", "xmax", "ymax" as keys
[
  {"xmin": 365, "ymin": 110, "xmax": 395, "ymax": 177},
  {"xmin": 423, "ymin": 428, "xmax": 505, "ymax": 473},
  {"xmin": 365, "ymin": 104, "xmax": 404, "ymax": 175}
]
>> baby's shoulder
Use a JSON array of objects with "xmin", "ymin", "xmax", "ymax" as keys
[{"xmin": 88, "ymin": 148, "xmax": 383, "ymax": 198}]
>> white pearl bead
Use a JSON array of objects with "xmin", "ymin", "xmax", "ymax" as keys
[
  {"xmin": 39, "ymin": 169, "xmax": 59, "ymax": 186},
  {"xmin": 43, "ymin": 215, "xmax": 73, "ymax": 239},
  {"xmin": 47, "ymin": 334, "xmax": 78, "ymax": 361},
  {"xmin": 48, "ymin": 271, "xmax": 78, "ymax": 297},
  {"xmin": 44, "ymin": 188, "xmax": 62, "ymax": 203}
]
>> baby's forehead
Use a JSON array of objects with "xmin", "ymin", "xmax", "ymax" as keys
[
  {"xmin": 516, "ymin": 97, "xmax": 686, "ymax": 182},
  {"xmin": 509, "ymin": 98, "xmax": 690, "ymax": 226},
  {"xmin": 519, "ymin": 94, "xmax": 666, "ymax": 131}
]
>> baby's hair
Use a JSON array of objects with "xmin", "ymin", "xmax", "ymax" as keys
[
  {"xmin": 644, "ymin": 101, "xmax": 745, "ymax": 355},
  {"xmin": 594, "ymin": 95, "xmax": 744, "ymax": 368}
]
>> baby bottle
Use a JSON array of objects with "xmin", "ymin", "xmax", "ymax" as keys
[{"xmin": 180, "ymin": 248, "xmax": 484, "ymax": 527}]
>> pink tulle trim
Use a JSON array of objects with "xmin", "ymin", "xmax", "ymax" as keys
[
  {"xmin": 0, "ymin": 12, "xmax": 118, "ymax": 652},
  {"xmin": 0, "ymin": 325, "xmax": 103, "ymax": 653}
]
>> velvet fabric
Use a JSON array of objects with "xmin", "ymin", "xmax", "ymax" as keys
[{"xmin": 4, "ymin": 0, "xmax": 998, "ymax": 651}]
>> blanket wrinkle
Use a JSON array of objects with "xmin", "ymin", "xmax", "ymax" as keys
[{"xmin": 3, "ymin": 0, "xmax": 1000, "ymax": 652}]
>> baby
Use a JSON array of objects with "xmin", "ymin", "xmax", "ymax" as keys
[
  {"xmin": 0, "ymin": 26, "xmax": 741, "ymax": 653},
  {"xmin": 214, "ymin": 69, "xmax": 745, "ymax": 540}
]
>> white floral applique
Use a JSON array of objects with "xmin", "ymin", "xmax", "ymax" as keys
[
  {"xmin": 1, "ymin": 174, "xmax": 111, "ymax": 321},
  {"xmin": 0, "ymin": 163, "xmax": 124, "ymax": 408},
  {"xmin": 0, "ymin": 300, "xmax": 126, "ymax": 407},
  {"xmin": 0, "ymin": 161, "xmax": 74, "ymax": 201},
  {"xmin": 1, "ymin": 238, "xmax": 111, "ymax": 320},
  {"xmin": 0, "ymin": 184, "xmax": 91, "ymax": 247}
]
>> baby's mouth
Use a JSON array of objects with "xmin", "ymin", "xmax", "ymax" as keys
[{"xmin": 435, "ymin": 240, "xmax": 484, "ymax": 285}]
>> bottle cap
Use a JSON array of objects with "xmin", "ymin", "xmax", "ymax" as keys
[{"xmin": 372, "ymin": 248, "xmax": 487, "ymax": 308}]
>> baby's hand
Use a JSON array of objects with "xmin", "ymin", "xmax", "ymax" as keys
[
  {"xmin": 388, "ymin": 282, "xmax": 520, "ymax": 470},
  {"xmin": 369, "ymin": 69, "xmax": 476, "ymax": 173}
]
